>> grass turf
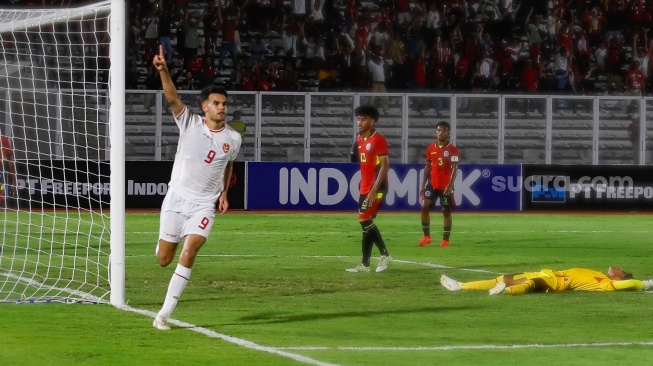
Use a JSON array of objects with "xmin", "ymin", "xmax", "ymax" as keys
[{"xmin": 1, "ymin": 212, "xmax": 653, "ymax": 365}]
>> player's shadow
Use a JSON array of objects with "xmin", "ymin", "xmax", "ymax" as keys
[{"xmin": 224, "ymin": 305, "xmax": 481, "ymax": 325}]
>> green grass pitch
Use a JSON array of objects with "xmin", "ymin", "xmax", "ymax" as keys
[{"xmin": 1, "ymin": 212, "xmax": 653, "ymax": 366}]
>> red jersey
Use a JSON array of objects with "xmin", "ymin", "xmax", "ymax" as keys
[
  {"xmin": 1, "ymin": 135, "xmax": 13, "ymax": 165},
  {"xmin": 221, "ymin": 20, "xmax": 237, "ymax": 44},
  {"xmin": 357, "ymin": 130, "xmax": 389, "ymax": 195},
  {"xmin": 187, "ymin": 58, "xmax": 202, "ymax": 74},
  {"xmin": 413, "ymin": 60, "xmax": 426, "ymax": 86},
  {"xmin": 626, "ymin": 69, "xmax": 644, "ymax": 91},
  {"xmin": 240, "ymin": 75, "xmax": 254, "ymax": 91},
  {"xmin": 426, "ymin": 141, "xmax": 459, "ymax": 190},
  {"xmin": 557, "ymin": 32, "xmax": 572, "ymax": 53},
  {"xmin": 1, "ymin": 135, "xmax": 13, "ymax": 193},
  {"xmin": 258, "ymin": 79, "xmax": 272, "ymax": 91},
  {"xmin": 529, "ymin": 43, "xmax": 542, "ymax": 64},
  {"xmin": 203, "ymin": 64, "xmax": 215, "ymax": 81},
  {"xmin": 630, "ymin": 0, "xmax": 643, "ymax": 23},
  {"xmin": 395, "ymin": 0, "xmax": 410, "ymax": 13},
  {"xmin": 344, "ymin": 0, "xmax": 358, "ymax": 20},
  {"xmin": 521, "ymin": 66, "xmax": 539, "ymax": 91},
  {"xmin": 354, "ymin": 25, "xmax": 369, "ymax": 48}
]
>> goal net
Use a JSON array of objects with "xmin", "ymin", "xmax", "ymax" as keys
[{"xmin": 0, "ymin": 1, "xmax": 118, "ymax": 304}]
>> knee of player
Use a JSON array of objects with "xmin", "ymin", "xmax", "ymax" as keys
[
  {"xmin": 156, "ymin": 254, "xmax": 174, "ymax": 267},
  {"xmin": 180, "ymin": 241, "xmax": 205, "ymax": 260}
]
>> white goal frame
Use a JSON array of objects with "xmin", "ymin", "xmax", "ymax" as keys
[
  {"xmin": 0, "ymin": 0, "xmax": 125, "ymax": 307},
  {"xmin": 109, "ymin": 0, "xmax": 126, "ymax": 308}
]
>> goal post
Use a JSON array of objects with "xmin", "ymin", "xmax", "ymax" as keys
[
  {"xmin": 0, "ymin": 0, "xmax": 125, "ymax": 306},
  {"xmin": 109, "ymin": 0, "xmax": 126, "ymax": 307}
]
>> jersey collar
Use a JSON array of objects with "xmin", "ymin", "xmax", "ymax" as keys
[
  {"xmin": 436, "ymin": 140, "xmax": 450, "ymax": 148},
  {"xmin": 362, "ymin": 129, "xmax": 377, "ymax": 140},
  {"xmin": 203, "ymin": 119, "xmax": 226, "ymax": 133}
]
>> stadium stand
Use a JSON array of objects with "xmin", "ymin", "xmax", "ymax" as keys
[
  {"xmin": 12, "ymin": 0, "xmax": 653, "ymax": 164},
  {"xmin": 18, "ymin": 0, "xmax": 652, "ymax": 96}
]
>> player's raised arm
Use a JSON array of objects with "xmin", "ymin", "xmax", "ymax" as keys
[{"xmin": 152, "ymin": 45, "xmax": 185, "ymax": 117}]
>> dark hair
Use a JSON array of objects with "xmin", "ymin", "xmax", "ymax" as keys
[
  {"xmin": 436, "ymin": 121, "xmax": 451, "ymax": 130},
  {"xmin": 354, "ymin": 105, "xmax": 379, "ymax": 122},
  {"xmin": 200, "ymin": 85, "xmax": 228, "ymax": 103},
  {"xmin": 624, "ymin": 272, "xmax": 634, "ymax": 280}
]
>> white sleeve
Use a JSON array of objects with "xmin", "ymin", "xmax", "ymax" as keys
[
  {"xmin": 230, "ymin": 132, "xmax": 242, "ymax": 162},
  {"xmin": 173, "ymin": 106, "xmax": 200, "ymax": 133}
]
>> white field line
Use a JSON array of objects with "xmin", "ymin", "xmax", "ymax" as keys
[
  {"xmin": 126, "ymin": 253, "xmax": 501, "ymax": 276},
  {"xmin": 276, "ymin": 342, "xmax": 653, "ymax": 351},
  {"xmin": 119, "ymin": 306, "xmax": 341, "ymax": 366},
  {"xmin": 0, "ymin": 267, "xmax": 342, "ymax": 365},
  {"xmin": 128, "ymin": 230, "xmax": 653, "ymax": 235},
  {"xmin": 5, "ymin": 253, "xmax": 651, "ymax": 362}
]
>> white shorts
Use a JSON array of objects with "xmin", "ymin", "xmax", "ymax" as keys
[{"xmin": 158, "ymin": 190, "xmax": 216, "ymax": 243}]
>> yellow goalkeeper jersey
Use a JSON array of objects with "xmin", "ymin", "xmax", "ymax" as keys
[
  {"xmin": 555, "ymin": 268, "xmax": 618, "ymax": 291},
  {"xmin": 521, "ymin": 268, "xmax": 617, "ymax": 292}
]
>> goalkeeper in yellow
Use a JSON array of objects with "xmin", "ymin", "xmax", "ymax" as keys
[{"xmin": 440, "ymin": 267, "xmax": 653, "ymax": 295}]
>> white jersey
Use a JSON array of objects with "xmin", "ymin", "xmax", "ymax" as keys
[{"xmin": 168, "ymin": 106, "xmax": 242, "ymax": 205}]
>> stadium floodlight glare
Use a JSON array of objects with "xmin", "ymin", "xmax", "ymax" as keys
[{"xmin": 0, "ymin": 0, "xmax": 125, "ymax": 307}]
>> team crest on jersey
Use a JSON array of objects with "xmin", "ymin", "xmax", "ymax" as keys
[
  {"xmin": 366, "ymin": 143, "xmax": 372, "ymax": 151},
  {"xmin": 444, "ymin": 151, "xmax": 449, "ymax": 157},
  {"xmin": 222, "ymin": 143, "xmax": 230, "ymax": 153}
]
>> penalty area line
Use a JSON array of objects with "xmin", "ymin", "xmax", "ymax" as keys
[
  {"xmin": 120, "ymin": 305, "xmax": 342, "ymax": 366},
  {"xmin": 126, "ymin": 253, "xmax": 501, "ymax": 275},
  {"xmin": 277, "ymin": 341, "xmax": 653, "ymax": 351}
]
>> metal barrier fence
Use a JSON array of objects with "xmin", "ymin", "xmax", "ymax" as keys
[{"xmin": 124, "ymin": 91, "xmax": 653, "ymax": 165}]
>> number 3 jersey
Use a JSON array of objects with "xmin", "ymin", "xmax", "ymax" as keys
[
  {"xmin": 426, "ymin": 141, "xmax": 459, "ymax": 190},
  {"xmin": 169, "ymin": 106, "xmax": 242, "ymax": 204}
]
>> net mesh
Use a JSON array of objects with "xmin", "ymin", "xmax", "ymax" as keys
[{"xmin": 0, "ymin": 1, "xmax": 112, "ymax": 303}]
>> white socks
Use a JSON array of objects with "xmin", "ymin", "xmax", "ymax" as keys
[{"xmin": 158, "ymin": 263, "xmax": 191, "ymax": 317}]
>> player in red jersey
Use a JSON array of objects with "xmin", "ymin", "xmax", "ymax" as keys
[
  {"xmin": 419, "ymin": 121, "xmax": 459, "ymax": 247},
  {"xmin": 0, "ymin": 131, "xmax": 17, "ymax": 207},
  {"xmin": 346, "ymin": 105, "xmax": 392, "ymax": 273}
]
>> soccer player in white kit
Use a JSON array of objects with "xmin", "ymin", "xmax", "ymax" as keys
[{"xmin": 151, "ymin": 45, "xmax": 242, "ymax": 330}]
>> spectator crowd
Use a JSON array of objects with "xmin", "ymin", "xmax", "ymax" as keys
[{"xmin": 28, "ymin": 0, "xmax": 653, "ymax": 96}]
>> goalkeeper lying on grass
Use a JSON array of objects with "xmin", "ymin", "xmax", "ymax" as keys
[{"xmin": 440, "ymin": 267, "xmax": 653, "ymax": 295}]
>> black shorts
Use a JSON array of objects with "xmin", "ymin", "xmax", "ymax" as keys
[{"xmin": 423, "ymin": 187, "xmax": 455, "ymax": 208}]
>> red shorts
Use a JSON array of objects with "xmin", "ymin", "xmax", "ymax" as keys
[{"xmin": 358, "ymin": 191, "xmax": 385, "ymax": 221}]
